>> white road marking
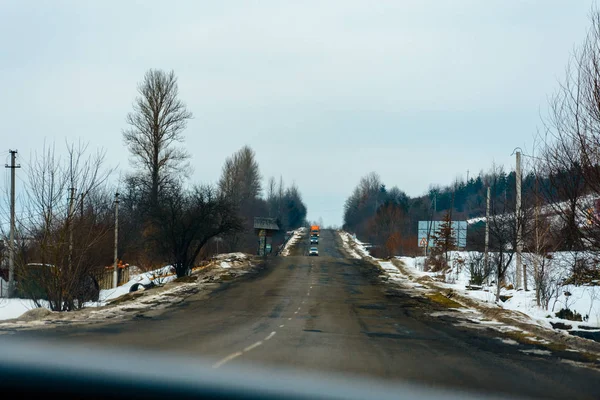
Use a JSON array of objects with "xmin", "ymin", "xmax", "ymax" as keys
[
  {"xmin": 288, "ymin": 317, "xmax": 292, "ymax": 320},
  {"xmin": 265, "ymin": 331, "xmax": 276, "ymax": 341},
  {"xmin": 243, "ymin": 341, "xmax": 263, "ymax": 352},
  {"xmin": 310, "ymin": 286, "xmax": 313, "ymax": 289},
  {"xmin": 212, "ymin": 351, "xmax": 243, "ymax": 369},
  {"xmin": 294, "ymin": 311, "xmax": 298, "ymax": 314},
  {"xmin": 279, "ymin": 324, "xmax": 284, "ymax": 328}
]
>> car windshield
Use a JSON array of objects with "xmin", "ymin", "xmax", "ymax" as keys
[{"xmin": 3, "ymin": 3, "xmax": 600, "ymax": 400}]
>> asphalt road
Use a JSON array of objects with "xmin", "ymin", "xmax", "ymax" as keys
[{"xmin": 11, "ymin": 230, "xmax": 600, "ymax": 399}]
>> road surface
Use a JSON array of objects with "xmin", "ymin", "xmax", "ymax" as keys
[{"xmin": 10, "ymin": 230, "xmax": 600, "ymax": 399}]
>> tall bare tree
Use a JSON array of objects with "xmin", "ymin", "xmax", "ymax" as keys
[
  {"xmin": 123, "ymin": 69, "xmax": 193, "ymax": 209},
  {"xmin": 541, "ymin": 8, "xmax": 600, "ymax": 252}
]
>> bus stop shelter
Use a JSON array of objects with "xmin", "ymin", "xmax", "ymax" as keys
[{"xmin": 254, "ymin": 217, "xmax": 280, "ymax": 256}]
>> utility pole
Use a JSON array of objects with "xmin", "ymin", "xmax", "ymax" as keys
[
  {"xmin": 5, "ymin": 150, "xmax": 20, "ymax": 297},
  {"xmin": 515, "ymin": 151, "xmax": 523, "ymax": 290},
  {"xmin": 113, "ymin": 192, "xmax": 119, "ymax": 289},
  {"xmin": 484, "ymin": 186, "xmax": 490, "ymax": 281},
  {"xmin": 68, "ymin": 187, "xmax": 76, "ymax": 272}
]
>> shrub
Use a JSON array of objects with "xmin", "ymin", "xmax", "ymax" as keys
[
  {"xmin": 555, "ymin": 308, "xmax": 583, "ymax": 322},
  {"xmin": 467, "ymin": 252, "xmax": 492, "ymax": 286}
]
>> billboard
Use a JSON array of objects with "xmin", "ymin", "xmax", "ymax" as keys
[{"xmin": 418, "ymin": 220, "xmax": 467, "ymax": 248}]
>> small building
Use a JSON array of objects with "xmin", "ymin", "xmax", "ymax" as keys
[{"xmin": 254, "ymin": 217, "xmax": 280, "ymax": 256}]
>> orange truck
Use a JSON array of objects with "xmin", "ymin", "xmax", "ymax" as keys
[{"xmin": 310, "ymin": 225, "xmax": 320, "ymax": 237}]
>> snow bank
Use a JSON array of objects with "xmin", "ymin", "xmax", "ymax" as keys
[
  {"xmin": 0, "ymin": 298, "xmax": 40, "ymax": 321},
  {"xmin": 0, "ymin": 252, "xmax": 256, "ymax": 322},
  {"xmin": 339, "ymin": 231, "xmax": 362, "ymax": 258},
  {"xmin": 87, "ymin": 265, "xmax": 178, "ymax": 307},
  {"xmin": 0, "ymin": 264, "xmax": 180, "ymax": 320},
  {"xmin": 340, "ymin": 231, "xmax": 600, "ymax": 330},
  {"xmin": 281, "ymin": 227, "xmax": 306, "ymax": 256},
  {"xmin": 398, "ymin": 251, "xmax": 600, "ymax": 329}
]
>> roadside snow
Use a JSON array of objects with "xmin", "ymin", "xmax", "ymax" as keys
[
  {"xmin": 0, "ymin": 252, "xmax": 256, "ymax": 326},
  {"xmin": 87, "ymin": 265, "xmax": 178, "ymax": 307},
  {"xmin": 281, "ymin": 227, "xmax": 306, "ymax": 256},
  {"xmin": 0, "ymin": 253, "xmax": 252, "ymax": 321},
  {"xmin": 338, "ymin": 231, "xmax": 363, "ymax": 259},
  {"xmin": 341, "ymin": 230, "xmax": 600, "ymax": 336},
  {"xmin": 0, "ymin": 299, "xmax": 40, "ymax": 321},
  {"xmin": 396, "ymin": 251, "xmax": 600, "ymax": 329}
]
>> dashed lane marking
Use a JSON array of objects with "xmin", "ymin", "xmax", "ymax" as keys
[
  {"xmin": 243, "ymin": 341, "xmax": 263, "ymax": 352},
  {"xmin": 212, "ymin": 351, "xmax": 243, "ymax": 369}
]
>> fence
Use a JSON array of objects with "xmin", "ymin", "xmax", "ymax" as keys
[{"xmin": 98, "ymin": 265, "xmax": 130, "ymax": 290}]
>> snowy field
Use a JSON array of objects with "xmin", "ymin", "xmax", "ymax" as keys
[{"xmin": 0, "ymin": 253, "xmax": 250, "ymax": 321}]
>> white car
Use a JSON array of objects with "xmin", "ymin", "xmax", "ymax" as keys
[{"xmin": 309, "ymin": 247, "xmax": 319, "ymax": 256}]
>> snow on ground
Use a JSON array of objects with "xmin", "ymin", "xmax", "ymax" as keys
[
  {"xmin": 0, "ymin": 253, "xmax": 253, "ymax": 321},
  {"xmin": 281, "ymin": 227, "xmax": 306, "ymax": 256},
  {"xmin": 89, "ymin": 265, "xmax": 178, "ymax": 307},
  {"xmin": 0, "ymin": 298, "xmax": 40, "ymax": 321},
  {"xmin": 342, "ymin": 231, "xmax": 600, "ymax": 331},
  {"xmin": 402, "ymin": 251, "xmax": 600, "ymax": 329},
  {"xmin": 338, "ymin": 231, "xmax": 362, "ymax": 259},
  {"xmin": 212, "ymin": 252, "xmax": 249, "ymax": 269}
]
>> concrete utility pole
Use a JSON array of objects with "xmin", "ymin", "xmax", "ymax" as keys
[
  {"xmin": 113, "ymin": 192, "xmax": 119, "ymax": 289},
  {"xmin": 484, "ymin": 186, "xmax": 490, "ymax": 279},
  {"xmin": 515, "ymin": 151, "xmax": 523, "ymax": 290},
  {"xmin": 5, "ymin": 150, "xmax": 20, "ymax": 297},
  {"xmin": 68, "ymin": 187, "xmax": 75, "ymax": 272}
]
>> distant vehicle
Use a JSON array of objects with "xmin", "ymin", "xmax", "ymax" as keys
[
  {"xmin": 310, "ymin": 225, "xmax": 320, "ymax": 237},
  {"xmin": 309, "ymin": 247, "xmax": 319, "ymax": 256},
  {"xmin": 310, "ymin": 236, "xmax": 318, "ymax": 244}
]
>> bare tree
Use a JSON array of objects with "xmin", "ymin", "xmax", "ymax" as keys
[
  {"xmin": 14, "ymin": 141, "xmax": 113, "ymax": 311},
  {"xmin": 541, "ymin": 8, "xmax": 600, "ymax": 252},
  {"xmin": 151, "ymin": 184, "xmax": 242, "ymax": 277},
  {"xmin": 123, "ymin": 69, "xmax": 193, "ymax": 209}
]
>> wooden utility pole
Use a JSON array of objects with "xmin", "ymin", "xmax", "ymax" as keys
[
  {"xmin": 113, "ymin": 192, "xmax": 119, "ymax": 288},
  {"xmin": 5, "ymin": 150, "xmax": 20, "ymax": 297}
]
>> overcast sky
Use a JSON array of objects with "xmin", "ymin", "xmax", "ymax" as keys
[{"xmin": 0, "ymin": 1, "xmax": 595, "ymax": 226}]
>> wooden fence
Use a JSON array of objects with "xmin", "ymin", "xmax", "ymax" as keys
[{"xmin": 98, "ymin": 265, "xmax": 130, "ymax": 290}]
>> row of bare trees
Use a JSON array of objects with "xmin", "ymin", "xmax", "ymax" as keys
[
  {"xmin": 343, "ymin": 8, "xmax": 600, "ymax": 309},
  {"xmin": 2, "ymin": 68, "xmax": 307, "ymax": 310}
]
